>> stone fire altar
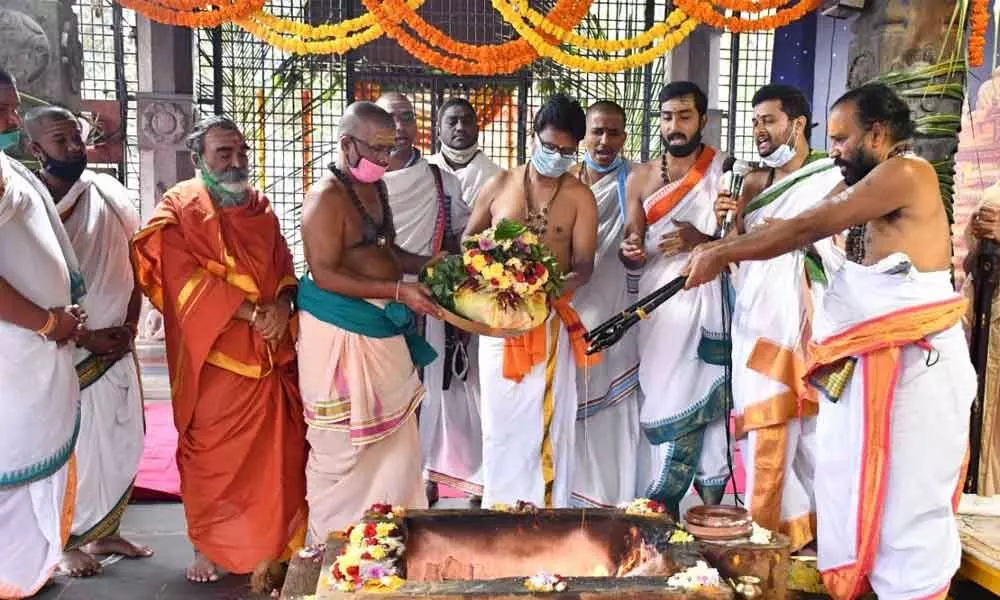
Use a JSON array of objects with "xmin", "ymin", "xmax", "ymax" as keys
[{"xmin": 281, "ymin": 506, "xmax": 793, "ymax": 599}]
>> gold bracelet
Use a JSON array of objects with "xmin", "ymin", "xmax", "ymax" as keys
[
  {"xmin": 36, "ymin": 310, "xmax": 56, "ymax": 338},
  {"xmin": 250, "ymin": 305, "xmax": 260, "ymax": 324},
  {"xmin": 395, "ymin": 281, "xmax": 401, "ymax": 302}
]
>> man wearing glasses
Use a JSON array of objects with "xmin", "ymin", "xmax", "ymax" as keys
[
  {"xmin": 619, "ymin": 81, "xmax": 730, "ymax": 516},
  {"xmin": 297, "ymin": 101, "xmax": 440, "ymax": 541},
  {"xmin": 464, "ymin": 93, "xmax": 598, "ymax": 508},
  {"xmin": 376, "ymin": 92, "xmax": 469, "ymax": 506}
]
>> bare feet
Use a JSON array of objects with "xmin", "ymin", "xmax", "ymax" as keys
[
  {"xmin": 186, "ymin": 551, "xmax": 220, "ymax": 583},
  {"xmin": 249, "ymin": 558, "xmax": 287, "ymax": 595},
  {"xmin": 83, "ymin": 534, "xmax": 154, "ymax": 558},
  {"xmin": 58, "ymin": 549, "xmax": 102, "ymax": 578}
]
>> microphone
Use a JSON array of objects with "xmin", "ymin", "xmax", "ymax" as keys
[{"xmin": 719, "ymin": 157, "xmax": 758, "ymax": 237}]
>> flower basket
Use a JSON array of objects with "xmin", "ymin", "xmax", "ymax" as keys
[{"xmin": 420, "ymin": 219, "xmax": 566, "ymax": 338}]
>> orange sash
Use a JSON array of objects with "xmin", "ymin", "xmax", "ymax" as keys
[
  {"xmin": 805, "ymin": 297, "xmax": 967, "ymax": 600},
  {"xmin": 644, "ymin": 146, "xmax": 717, "ymax": 226},
  {"xmin": 502, "ymin": 293, "xmax": 602, "ymax": 382}
]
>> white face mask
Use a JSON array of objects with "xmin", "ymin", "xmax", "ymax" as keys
[
  {"xmin": 440, "ymin": 142, "xmax": 480, "ymax": 166},
  {"xmin": 759, "ymin": 124, "xmax": 798, "ymax": 168}
]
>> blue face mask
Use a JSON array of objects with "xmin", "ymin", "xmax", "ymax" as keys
[
  {"xmin": 0, "ymin": 130, "xmax": 20, "ymax": 152},
  {"xmin": 531, "ymin": 142, "xmax": 576, "ymax": 178}
]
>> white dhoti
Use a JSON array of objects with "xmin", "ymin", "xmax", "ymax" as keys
[
  {"xmin": 808, "ymin": 254, "xmax": 975, "ymax": 600},
  {"xmin": 729, "ymin": 156, "xmax": 843, "ymax": 549},
  {"xmin": 384, "ymin": 157, "xmax": 483, "ymax": 495},
  {"xmin": 571, "ymin": 163, "xmax": 640, "ymax": 507},
  {"xmin": 56, "ymin": 171, "xmax": 145, "ymax": 546},
  {"xmin": 635, "ymin": 148, "xmax": 730, "ymax": 513},
  {"xmin": 0, "ymin": 153, "xmax": 82, "ymax": 597},
  {"xmin": 480, "ymin": 313, "xmax": 583, "ymax": 508}
]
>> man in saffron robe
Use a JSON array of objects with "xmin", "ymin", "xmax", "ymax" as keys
[
  {"xmin": 131, "ymin": 116, "xmax": 306, "ymax": 591},
  {"xmin": 620, "ymin": 82, "xmax": 729, "ymax": 514},
  {"xmin": 24, "ymin": 106, "xmax": 150, "ymax": 578},
  {"xmin": 0, "ymin": 69, "xmax": 86, "ymax": 599},
  {"xmin": 465, "ymin": 93, "xmax": 598, "ymax": 508},
  {"xmin": 568, "ymin": 101, "xmax": 640, "ymax": 507},
  {"xmin": 423, "ymin": 97, "xmax": 502, "ymax": 503},
  {"xmin": 712, "ymin": 85, "xmax": 844, "ymax": 551},
  {"xmin": 298, "ymin": 101, "xmax": 439, "ymax": 541},
  {"xmin": 685, "ymin": 83, "xmax": 975, "ymax": 600}
]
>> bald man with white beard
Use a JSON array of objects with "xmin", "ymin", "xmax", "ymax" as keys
[{"xmin": 376, "ymin": 92, "xmax": 470, "ymax": 505}]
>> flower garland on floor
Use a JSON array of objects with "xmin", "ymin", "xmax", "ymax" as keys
[
  {"xmin": 493, "ymin": 0, "xmax": 698, "ymax": 72},
  {"xmin": 235, "ymin": 0, "xmax": 426, "ymax": 55},
  {"xmin": 116, "ymin": 0, "xmax": 263, "ymax": 27},
  {"xmin": 969, "ymin": 0, "xmax": 989, "ymax": 67},
  {"xmin": 672, "ymin": 0, "xmax": 823, "ymax": 32},
  {"xmin": 361, "ymin": 0, "xmax": 592, "ymax": 74}
]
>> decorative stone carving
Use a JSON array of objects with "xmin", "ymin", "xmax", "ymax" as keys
[
  {"xmin": 0, "ymin": 1, "xmax": 82, "ymax": 110},
  {"xmin": 137, "ymin": 93, "xmax": 194, "ymax": 151}
]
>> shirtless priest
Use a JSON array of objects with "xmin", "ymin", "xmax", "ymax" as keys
[
  {"xmin": 464, "ymin": 93, "xmax": 598, "ymax": 508},
  {"xmin": 685, "ymin": 83, "xmax": 975, "ymax": 600},
  {"xmin": 298, "ymin": 101, "xmax": 440, "ymax": 541}
]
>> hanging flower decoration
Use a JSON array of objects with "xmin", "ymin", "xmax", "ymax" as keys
[
  {"xmin": 673, "ymin": 0, "xmax": 823, "ymax": 32},
  {"xmin": 505, "ymin": 0, "xmax": 689, "ymax": 51},
  {"xmin": 709, "ymin": 0, "xmax": 795, "ymax": 11},
  {"xmin": 493, "ymin": 0, "xmax": 698, "ymax": 73},
  {"xmin": 116, "ymin": 0, "xmax": 263, "ymax": 28},
  {"xmin": 360, "ymin": 0, "xmax": 593, "ymax": 75},
  {"xmin": 234, "ymin": 0, "xmax": 426, "ymax": 56},
  {"xmin": 968, "ymin": 0, "xmax": 989, "ymax": 67}
]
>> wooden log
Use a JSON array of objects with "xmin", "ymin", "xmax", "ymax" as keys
[
  {"xmin": 317, "ymin": 576, "xmax": 732, "ymax": 599},
  {"xmin": 697, "ymin": 535, "xmax": 790, "ymax": 600},
  {"xmin": 280, "ymin": 544, "xmax": 328, "ymax": 599}
]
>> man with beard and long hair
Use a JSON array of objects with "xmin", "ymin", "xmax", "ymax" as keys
[
  {"xmin": 619, "ymin": 81, "xmax": 729, "ymax": 515},
  {"xmin": 24, "ymin": 106, "xmax": 150, "ymax": 578},
  {"xmin": 567, "ymin": 101, "xmax": 640, "ymax": 508},
  {"xmin": 131, "ymin": 116, "xmax": 307, "ymax": 592},
  {"xmin": 711, "ymin": 85, "xmax": 844, "ymax": 552},
  {"xmin": 465, "ymin": 93, "xmax": 598, "ymax": 508},
  {"xmin": 298, "ymin": 101, "xmax": 438, "ymax": 539},
  {"xmin": 422, "ymin": 97, "xmax": 502, "ymax": 505},
  {"xmin": 0, "ymin": 69, "xmax": 86, "ymax": 600},
  {"xmin": 685, "ymin": 83, "xmax": 974, "ymax": 600}
]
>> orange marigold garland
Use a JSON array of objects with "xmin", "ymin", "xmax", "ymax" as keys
[
  {"xmin": 968, "ymin": 0, "xmax": 989, "ymax": 67},
  {"xmin": 709, "ymin": 0, "xmax": 794, "ymax": 12},
  {"xmin": 116, "ymin": 0, "xmax": 263, "ymax": 28},
  {"xmin": 674, "ymin": 0, "xmax": 822, "ymax": 32},
  {"xmin": 361, "ymin": 0, "xmax": 593, "ymax": 75}
]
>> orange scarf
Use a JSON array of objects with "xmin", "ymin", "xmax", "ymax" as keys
[
  {"xmin": 644, "ymin": 146, "xmax": 717, "ymax": 226},
  {"xmin": 502, "ymin": 293, "xmax": 602, "ymax": 382}
]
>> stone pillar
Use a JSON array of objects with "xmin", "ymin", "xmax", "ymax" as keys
[
  {"xmin": 135, "ymin": 17, "xmax": 195, "ymax": 339},
  {"xmin": 665, "ymin": 27, "xmax": 724, "ymax": 149}
]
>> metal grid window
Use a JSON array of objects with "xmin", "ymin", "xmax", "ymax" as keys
[
  {"xmin": 196, "ymin": 0, "xmax": 666, "ymax": 272},
  {"xmin": 717, "ymin": 11, "xmax": 775, "ymax": 159},
  {"xmin": 73, "ymin": 0, "xmax": 141, "ymax": 213}
]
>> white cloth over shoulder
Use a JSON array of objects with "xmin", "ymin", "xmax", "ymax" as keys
[
  {"xmin": 635, "ymin": 150, "xmax": 730, "ymax": 511},
  {"xmin": 571, "ymin": 163, "xmax": 640, "ymax": 507},
  {"xmin": 383, "ymin": 157, "xmax": 467, "ymax": 256},
  {"xmin": 56, "ymin": 170, "xmax": 144, "ymax": 543},
  {"xmin": 0, "ymin": 152, "xmax": 80, "ymax": 597},
  {"xmin": 427, "ymin": 150, "xmax": 501, "ymax": 210}
]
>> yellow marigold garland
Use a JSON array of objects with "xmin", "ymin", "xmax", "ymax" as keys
[
  {"xmin": 493, "ymin": 0, "xmax": 698, "ymax": 73},
  {"xmin": 510, "ymin": 0, "xmax": 689, "ymax": 52},
  {"xmin": 116, "ymin": 0, "xmax": 263, "ymax": 28},
  {"xmin": 360, "ymin": 0, "xmax": 593, "ymax": 74},
  {"xmin": 710, "ymin": 0, "xmax": 794, "ymax": 11},
  {"xmin": 673, "ymin": 0, "xmax": 822, "ymax": 32}
]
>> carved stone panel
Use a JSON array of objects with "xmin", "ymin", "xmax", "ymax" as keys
[
  {"xmin": 0, "ymin": 0, "xmax": 82, "ymax": 110},
  {"xmin": 137, "ymin": 93, "xmax": 194, "ymax": 151}
]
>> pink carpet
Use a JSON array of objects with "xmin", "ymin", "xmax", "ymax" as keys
[{"xmin": 134, "ymin": 402, "xmax": 181, "ymax": 500}]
